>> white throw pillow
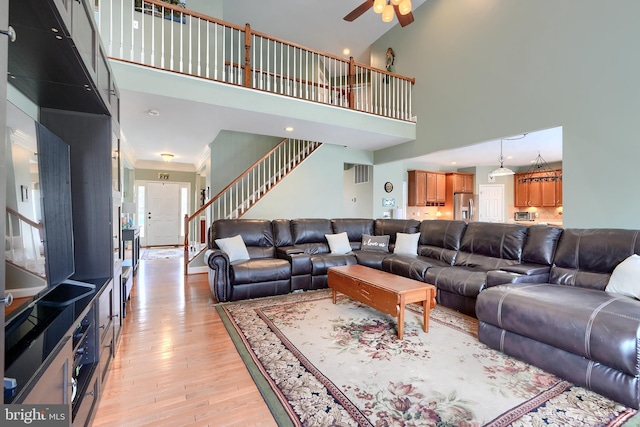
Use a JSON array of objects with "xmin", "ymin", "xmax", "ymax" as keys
[
  {"xmin": 394, "ymin": 232, "xmax": 420, "ymax": 255},
  {"xmin": 325, "ymin": 232, "xmax": 352, "ymax": 254},
  {"xmin": 606, "ymin": 254, "xmax": 640, "ymax": 299},
  {"xmin": 215, "ymin": 235, "xmax": 250, "ymax": 263}
]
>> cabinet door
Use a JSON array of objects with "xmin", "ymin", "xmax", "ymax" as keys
[
  {"xmin": 408, "ymin": 171, "xmax": 427, "ymax": 206},
  {"xmin": 556, "ymin": 174, "xmax": 563, "ymax": 206},
  {"xmin": 514, "ymin": 175, "xmax": 528, "ymax": 207},
  {"xmin": 436, "ymin": 174, "xmax": 446, "ymax": 203},
  {"xmin": 22, "ymin": 337, "xmax": 72, "ymax": 407},
  {"xmin": 528, "ymin": 180, "xmax": 542, "ymax": 207},
  {"xmin": 452, "ymin": 174, "xmax": 464, "ymax": 193},
  {"xmin": 463, "ymin": 174, "xmax": 474, "ymax": 193},
  {"xmin": 541, "ymin": 179, "xmax": 557, "ymax": 207},
  {"xmin": 425, "ymin": 173, "xmax": 437, "ymax": 203}
]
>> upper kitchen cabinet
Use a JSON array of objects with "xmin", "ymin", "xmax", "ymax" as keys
[
  {"xmin": 514, "ymin": 170, "xmax": 562, "ymax": 207},
  {"xmin": 426, "ymin": 172, "xmax": 446, "ymax": 204},
  {"xmin": 408, "ymin": 170, "xmax": 427, "ymax": 206},
  {"xmin": 447, "ymin": 173, "xmax": 474, "ymax": 194},
  {"xmin": 408, "ymin": 171, "xmax": 446, "ymax": 206}
]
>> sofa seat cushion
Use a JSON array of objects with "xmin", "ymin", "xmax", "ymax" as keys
[
  {"xmin": 476, "ymin": 283, "xmax": 640, "ymax": 377},
  {"xmin": 382, "ymin": 255, "xmax": 450, "ymax": 281},
  {"xmin": 310, "ymin": 253, "xmax": 357, "ymax": 275},
  {"xmin": 230, "ymin": 258, "xmax": 291, "ymax": 285},
  {"xmin": 425, "ymin": 266, "xmax": 489, "ymax": 297}
]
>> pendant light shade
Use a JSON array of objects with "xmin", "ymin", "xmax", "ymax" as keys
[
  {"xmin": 391, "ymin": 0, "xmax": 401, "ymax": 5},
  {"xmin": 373, "ymin": 0, "xmax": 385, "ymax": 14},
  {"xmin": 382, "ymin": 3, "xmax": 394, "ymax": 22},
  {"xmin": 399, "ymin": 0, "xmax": 412, "ymax": 15},
  {"xmin": 490, "ymin": 139, "xmax": 515, "ymax": 177}
]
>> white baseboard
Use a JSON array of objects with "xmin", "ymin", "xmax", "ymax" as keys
[{"xmin": 187, "ymin": 265, "xmax": 208, "ymax": 274}]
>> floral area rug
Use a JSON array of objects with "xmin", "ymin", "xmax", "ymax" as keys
[{"xmin": 216, "ymin": 289, "xmax": 638, "ymax": 426}]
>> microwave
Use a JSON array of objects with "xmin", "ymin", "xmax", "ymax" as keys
[{"xmin": 514, "ymin": 211, "xmax": 536, "ymax": 221}]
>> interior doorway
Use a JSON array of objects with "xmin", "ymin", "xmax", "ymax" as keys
[{"xmin": 478, "ymin": 184, "xmax": 505, "ymax": 223}]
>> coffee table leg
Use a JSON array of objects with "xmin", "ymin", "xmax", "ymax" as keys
[
  {"xmin": 423, "ymin": 297, "xmax": 429, "ymax": 333},
  {"xmin": 332, "ymin": 289, "xmax": 337, "ymax": 304},
  {"xmin": 398, "ymin": 300, "xmax": 405, "ymax": 339}
]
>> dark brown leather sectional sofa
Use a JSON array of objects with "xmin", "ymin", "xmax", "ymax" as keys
[{"xmin": 206, "ymin": 218, "xmax": 640, "ymax": 409}]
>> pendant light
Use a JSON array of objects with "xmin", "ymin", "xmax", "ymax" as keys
[
  {"xmin": 373, "ymin": 0, "xmax": 385, "ymax": 14},
  {"xmin": 490, "ymin": 139, "xmax": 515, "ymax": 177},
  {"xmin": 399, "ymin": 0, "xmax": 412, "ymax": 15},
  {"xmin": 382, "ymin": 2, "xmax": 394, "ymax": 22}
]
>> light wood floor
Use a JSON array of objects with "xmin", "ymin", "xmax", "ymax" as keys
[{"xmin": 91, "ymin": 253, "xmax": 277, "ymax": 426}]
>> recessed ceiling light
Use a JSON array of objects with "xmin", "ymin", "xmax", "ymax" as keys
[
  {"xmin": 147, "ymin": 109, "xmax": 160, "ymax": 117},
  {"xmin": 507, "ymin": 156, "xmax": 513, "ymax": 160},
  {"xmin": 451, "ymin": 161, "xmax": 457, "ymax": 165},
  {"xmin": 343, "ymin": 48, "xmax": 351, "ymax": 56},
  {"xmin": 285, "ymin": 126, "xmax": 294, "ymax": 132}
]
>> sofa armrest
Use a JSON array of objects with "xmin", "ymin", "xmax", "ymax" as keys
[
  {"xmin": 500, "ymin": 263, "xmax": 551, "ymax": 276},
  {"xmin": 206, "ymin": 249, "xmax": 231, "ymax": 302},
  {"xmin": 486, "ymin": 263, "xmax": 551, "ymax": 288}
]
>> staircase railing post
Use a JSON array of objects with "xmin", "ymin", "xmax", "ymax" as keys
[
  {"xmin": 348, "ymin": 56, "xmax": 355, "ymax": 110},
  {"xmin": 184, "ymin": 213, "xmax": 190, "ymax": 275},
  {"xmin": 244, "ymin": 23, "xmax": 252, "ymax": 88}
]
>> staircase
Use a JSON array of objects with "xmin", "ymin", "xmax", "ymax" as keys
[
  {"xmin": 183, "ymin": 138, "xmax": 322, "ymax": 273},
  {"xmin": 5, "ymin": 207, "xmax": 46, "ymax": 279}
]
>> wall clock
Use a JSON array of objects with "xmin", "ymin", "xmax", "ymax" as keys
[{"xmin": 384, "ymin": 181, "xmax": 393, "ymax": 193}]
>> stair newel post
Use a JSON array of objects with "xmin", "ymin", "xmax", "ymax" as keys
[
  {"xmin": 244, "ymin": 23, "xmax": 252, "ymax": 88},
  {"xmin": 348, "ymin": 56, "xmax": 355, "ymax": 110},
  {"xmin": 184, "ymin": 213, "xmax": 190, "ymax": 275}
]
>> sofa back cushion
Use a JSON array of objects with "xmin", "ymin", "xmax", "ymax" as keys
[
  {"xmin": 550, "ymin": 228, "xmax": 640, "ymax": 290},
  {"xmin": 290, "ymin": 218, "xmax": 333, "ymax": 254},
  {"xmin": 331, "ymin": 219, "xmax": 374, "ymax": 251},
  {"xmin": 210, "ymin": 219, "xmax": 275, "ymax": 258},
  {"xmin": 522, "ymin": 225, "xmax": 563, "ymax": 265},
  {"xmin": 373, "ymin": 219, "xmax": 420, "ymax": 249},
  {"xmin": 418, "ymin": 220, "xmax": 467, "ymax": 265},
  {"xmin": 272, "ymin": 219, "xmax": 293, "ymax": 247},
  {"xmin": 455, "ymin": 222, "xmax": 527, "ymax": 270}
]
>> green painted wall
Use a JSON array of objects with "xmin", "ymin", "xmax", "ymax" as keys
[
  {"xmin": 245, "ymin": 144, "xmax": 373, "ymax": 219},
  {"xmin": 371, "ymin": 0, "xmax": 640, "ymax": 228},
  {"xmin": 209, "ymin": 130, "xmax": 281, "ymax": 197}
]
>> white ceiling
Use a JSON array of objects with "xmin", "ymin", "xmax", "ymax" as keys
[{"xmin": 119, "ymin": 0, "xmax": 563, "ymax": 170}]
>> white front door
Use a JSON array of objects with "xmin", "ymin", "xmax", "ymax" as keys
[
  {"xmin": 146, "ymin": 182, "xmax": 180, "ymax": 246},
  {"xmin": 478, "ymin": 184, "xmax": 505, "ymax": 223}
]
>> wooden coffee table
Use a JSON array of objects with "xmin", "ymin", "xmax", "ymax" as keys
[{"xmin": 327, "ymin": 264, "xmax": 436, "ymax": 339}]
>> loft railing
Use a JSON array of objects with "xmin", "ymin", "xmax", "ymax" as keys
[
  {"xmin": 95, "ymin": 0, "xmax": 416, "ymax": 121},
  {"xmin": 183, "ymin": 138, "xmax": 321, "ymax": 274},
  {"xmin": 5, "ymin": 207, "xmax": 46, "ymax": 278}
]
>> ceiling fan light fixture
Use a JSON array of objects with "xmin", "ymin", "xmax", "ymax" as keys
[
  {"xmin": 399, "ymin": 0, "xmax": 412, "ymax": 15},
  {"xmin": 373, "ymin": 0, "xmax": 385, "ymax": 14},
  {"xmin": 382, "ymin": 3, "xmax": 394, "ymax": 22}
]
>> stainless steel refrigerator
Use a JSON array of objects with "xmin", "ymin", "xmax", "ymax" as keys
[{"xmin": 453, "ymin": 193, "xmax": 479, "ymax": 222}]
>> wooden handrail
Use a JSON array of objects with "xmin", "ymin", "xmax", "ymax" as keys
[
  {"xmin": 133, "ymin": 0, "xmax": 416, "ymax": 85},
  {"xmin": 6, "ymin": 207, "xmax": 42, "ymax": 230},
  {"xmin": 187, "ymin": 137, "xmax": 290, "ymax": 223}
]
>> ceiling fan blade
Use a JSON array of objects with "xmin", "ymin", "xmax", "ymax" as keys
[
  {"xmin": 394, "ymin": 5, "xmax": 414, "ymax": 27},
  {"xmin": 344, "ymin": 0, "xmax": 374, "ymax": 22}
]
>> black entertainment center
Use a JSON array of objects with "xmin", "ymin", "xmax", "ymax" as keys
[{"xmin": 3, "ymin": 0, "xmax": 123, "ymax": 425}]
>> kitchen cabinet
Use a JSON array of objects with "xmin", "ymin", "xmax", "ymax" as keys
[
  {"xmin": 21, "ymin": 337, "xmax": 72, "ymax": 407},
  {"xmin": 514, "ymin": 170, "xmax": 562, "ymax": 207},
  {"xmin": 408, "ymin": 170, "xmax": 427, "ymax": 206},
  {"xmin": 447, "ymin": 173, "xmax": 474, "ymax": 193},
  {"xmin": 408, "ymin": 170, "xmax": 446, "ymax": 206},
  {"xmin": 426, "ymin": 172, "xmax": 446, "ymax": 203}
]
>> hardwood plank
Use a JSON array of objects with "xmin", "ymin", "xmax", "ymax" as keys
[{"xmin": 92, "ymin": 255, "xmax": 277, "ymax": 426}]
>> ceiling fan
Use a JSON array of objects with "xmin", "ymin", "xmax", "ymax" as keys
[{"xmin": 344, "ymin": 0, "xmax": 414, "ymax": 27}]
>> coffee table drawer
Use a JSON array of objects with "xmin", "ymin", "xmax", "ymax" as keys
[{"xmin": 328, "ymin": 271, "xmax": 398, "ymax": 316}]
